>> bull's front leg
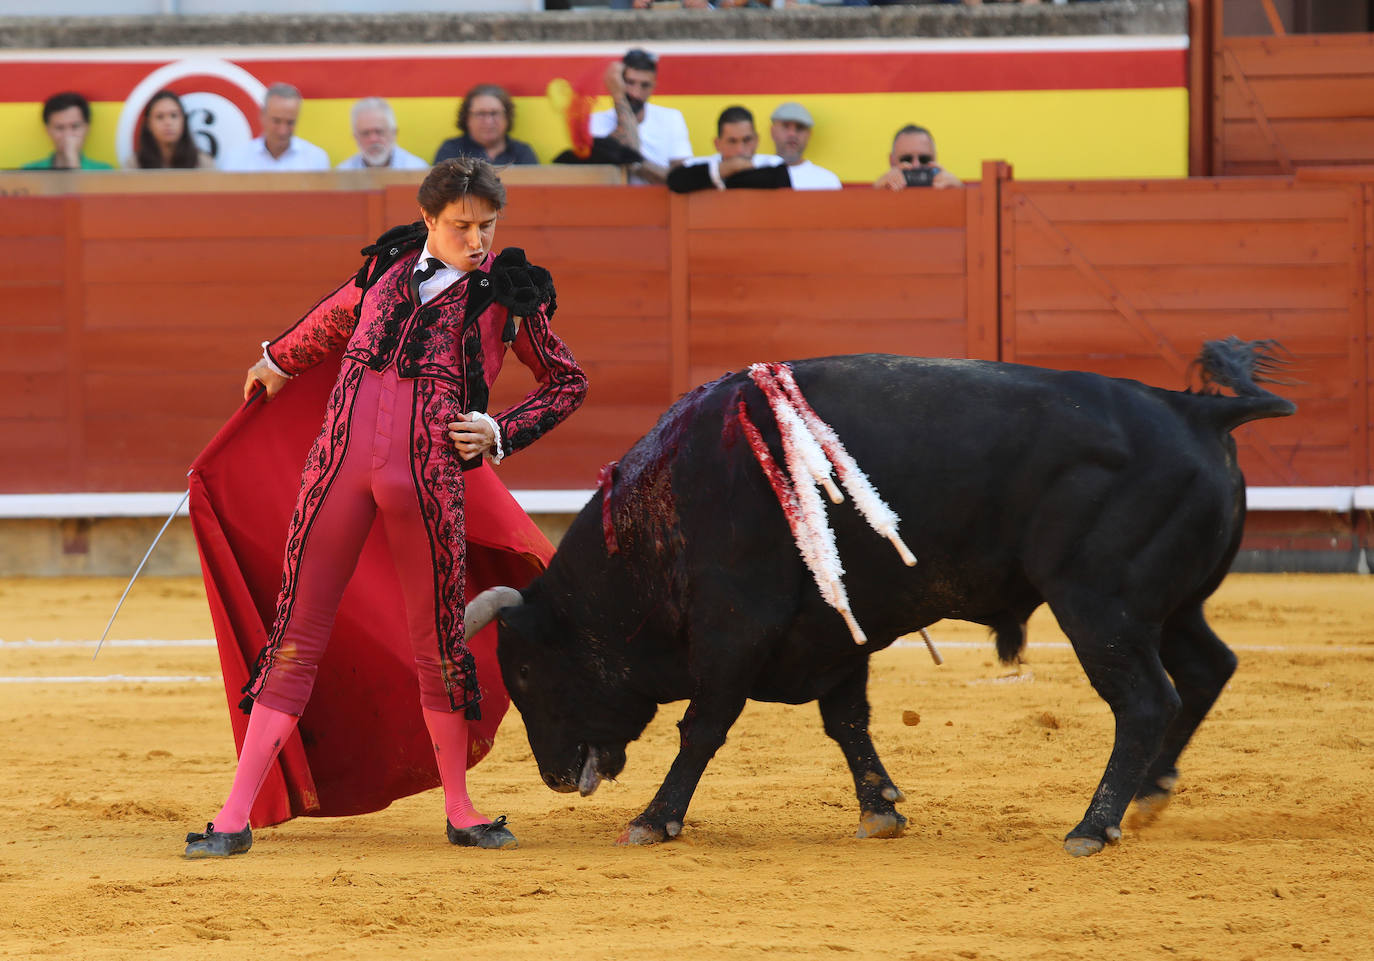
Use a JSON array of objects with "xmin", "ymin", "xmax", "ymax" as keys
[
  {"xmin": 618, "ymin": 691, "xmax": 748, "ymax": 845},
  {"xmin": 818, "ymin": 662, "xmax": 907, "ymax": 839}
]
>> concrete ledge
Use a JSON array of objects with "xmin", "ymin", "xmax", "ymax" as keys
[
  {"xmin": 0, "ymin": 490, "xmax": 595, "ymax": 518},
  {"xmin": 5, "ymin": 486, "xmax": 1351, "ymax": 520},
  {"xmin": 0, "ymin": 2, "xmax": 1188, "ymax": 48}
]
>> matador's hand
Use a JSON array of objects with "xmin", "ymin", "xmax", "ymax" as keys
[
  {"xmin": 244, "ymin": 359, "xmax": 289, "ymax": 401},
  {"xmin": 448, "ymin": 414, "xmax": 496, "ymax": 460}
]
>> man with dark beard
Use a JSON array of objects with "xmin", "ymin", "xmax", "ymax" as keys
[{"xmin": 589, "ymin": 48, "xmax": 692, "ymax": 186}]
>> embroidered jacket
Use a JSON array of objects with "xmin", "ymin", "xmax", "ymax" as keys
[
  {"xmin": 265, "ymin": 248, "xmax": 586, "ymax": 459},
  {"xmin": 247, "ymin": 247, "xmax": 585, "ymax": 716}
]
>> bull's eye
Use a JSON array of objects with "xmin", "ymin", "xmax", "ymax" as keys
[{"xmin": 518, "ymin": 664, "xmax": 530, "ymax": 680}]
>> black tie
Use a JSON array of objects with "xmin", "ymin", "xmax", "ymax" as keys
[{"xmin": 411, "ymin": 257, "xmax": 443, "ymax": 302}]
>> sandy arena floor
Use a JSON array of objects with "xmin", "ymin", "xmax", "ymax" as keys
[{"xmin": 0, "ymin": 573, "xmax": 1370, "ymax": 961}]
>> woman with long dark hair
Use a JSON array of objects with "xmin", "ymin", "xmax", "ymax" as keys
[{"xmin": 127, "ymin": 89, "xmax": 212, "ymax": 169}]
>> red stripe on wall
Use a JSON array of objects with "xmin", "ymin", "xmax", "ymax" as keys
[{"xmin": 0, "ymin": 50, "xmax": 1186, "ymax": 104}]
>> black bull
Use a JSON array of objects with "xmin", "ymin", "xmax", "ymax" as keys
[{"xmin": 467, "ymin": 341, "xmax": 1296, "ymax": 856}]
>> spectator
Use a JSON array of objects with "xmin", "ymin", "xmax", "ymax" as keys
[
  {"xmin": 667, "ymin": 105, "xmax": 787, "ymax": 193},
  {"xmin": 218, "ymin": 83, "xmax": 330, "ymax": 172},
  {"xmin": 767, "ymin": 102, "xmax": 841, "ymax": 190},
  {"xmin": 872, "ymin": 124, "xmax": 963, "ymax": 191},
  {"xmin": 125, "ymin": 90, "xmax": 213, "ymax": 169},
  {"xmin": 337, "ymin": 97, "xmax": 428, "ymax": 171},
  {"xmin": 591, "ymin": 48, "xmax": 692, "ymax": 186},
  {"xmin": 21, "ymin": 92, "xmax": 113, "ymax": 170},
  {"xmin": 433, "ymin": 85, "xmax": 538, "ymax": 166}
]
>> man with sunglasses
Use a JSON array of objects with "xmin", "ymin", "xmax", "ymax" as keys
[{"xmin": 873, "ymin": 125, "xmax": 962, "ymax": 191}]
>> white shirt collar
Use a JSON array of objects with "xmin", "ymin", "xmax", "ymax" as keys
[{"xmin": 414, "ymin": 243, "xmax": 466, "ymax": 304}]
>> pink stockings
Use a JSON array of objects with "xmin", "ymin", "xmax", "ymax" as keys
[
  {"xmin": 213, "ymin": 702, "xmax": 298, "ymax": 833},
  {"xmin": 423, "ymin": 707, "xmax": 489, "ymax": 829},
  {"xmin": 214, "ymin": 703, "xmax": 488, "ymax": 833}
]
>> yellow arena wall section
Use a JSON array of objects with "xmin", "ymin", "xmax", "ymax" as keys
[{"xmin": 0, "ymin": 38, "xmax": 1188, "ymax": 182}]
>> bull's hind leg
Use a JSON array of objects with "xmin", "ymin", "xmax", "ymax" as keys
[
  {"xmin": 1129, "ymin": 602, "xmax": 1237, "ymax": 830},
  {"xmin": 1047, "ymin": 591, "xmax": 1181, "ymax": 857},
  {"xmin": 817, "ymin": 662, "xmax": 907, "ymax": 839}
]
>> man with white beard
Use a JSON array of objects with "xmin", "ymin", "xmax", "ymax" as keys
[{"xmin": 337, "ymin": 97, "xmax": 429, "ymax": 171}]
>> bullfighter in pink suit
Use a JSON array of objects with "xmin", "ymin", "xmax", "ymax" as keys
[{"xmin": 185, "ymin": 158, "xmax": 587, "ymax": 858}]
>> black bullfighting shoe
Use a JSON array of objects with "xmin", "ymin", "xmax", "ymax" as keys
[
  {"xmin": 184, "ymin": 822, "xmax": 253, "ymax": 859},
  {"xmin": 446, "ymin": 815, "xmax": 518, "ymax": 849}
]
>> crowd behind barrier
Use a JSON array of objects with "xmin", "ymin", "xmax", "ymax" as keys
[{"xmin": 11, "ymin": 47, "xmax": 977, "ymax": 192}]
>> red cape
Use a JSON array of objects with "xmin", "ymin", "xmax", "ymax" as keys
[{"xmin": 188, "ymin": 349, "xmax": 552, "ymax": 828}]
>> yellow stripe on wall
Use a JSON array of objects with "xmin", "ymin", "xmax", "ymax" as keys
[{"xmin": 4, "ymin": 88, "xmax": 1186, "ymax": 181}]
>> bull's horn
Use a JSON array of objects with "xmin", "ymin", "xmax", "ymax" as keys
[{"xmin": 463, "ymin": 586, "xmax": 524, "ymax": 637}]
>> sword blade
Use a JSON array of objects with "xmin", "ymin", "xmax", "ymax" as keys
[{"xmin": 93, "ymin": 488, "xmax": 191, "ymax": 661}]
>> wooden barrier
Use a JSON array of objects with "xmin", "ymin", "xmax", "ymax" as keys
[
  {"xmin": 1, "ymin": 170, "xmax": 1371, "ymax": 500},
  {"xmin": 999, "ymin": 176, "xmax": 1370, "ymax": 486},
  {"xmin": 1213, "ymin": 30, "xmax": 1374, "ymax": 175}
]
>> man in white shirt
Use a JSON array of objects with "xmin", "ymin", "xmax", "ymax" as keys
[
  {"xmin": 219, "ymin": 83, "xmax": 331, "ymax": 172},
  {"xmin": 667, "ymin": 105, "xmax": 784, "ymax": 193},
  {"xmin": 589, "ymin": 48, "xmax": 692, "ymax": 186},
  {"xmin": 768, "ymin": 102, "xmax": 841, "ymax": 191},
  {"xmin": 336, "ymin": 97, "xmax": 429, "ymax": 171}
]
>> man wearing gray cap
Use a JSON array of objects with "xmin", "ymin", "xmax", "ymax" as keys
[{"xmin": 769, "ymin": 101, "xmax": 840, "ymax": 190}]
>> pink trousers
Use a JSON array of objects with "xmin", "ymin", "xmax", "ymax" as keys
[{"xmin": 254, "ymin": 366, "xmax": 462, "ymax": 715}]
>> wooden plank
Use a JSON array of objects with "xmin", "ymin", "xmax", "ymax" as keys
[
  {"xmin": 555, "ymin": 273, "xmax": 669, "ymax": 319},
  {"xmin": 670, "ymin": 192, "xmax": 690, "ymax": 398},
  {"xmin": 1221, "ymin": 76, "xmax": 1374, "ymax": 122},
  {"xmin": 965, "ymin": 168, "xmax": 1002, "ymax": 361},
  {"xmin": 84, "ymin": 372, "xmax": 245, "ymax": 420},
  {"xmin": 80, "ymin": 237, "xmax": 366, "ymax": 285},
  {"xmin": 0, "ymin": 418, "xmax": 68, "ymax": 493},
  {"xmin": 1222, "ymin": 119, "xmax": 1374, "ymax": 165},
  {"xmin": 1009, "ymin": 183, "xmax": 1353, "ymax": 222},
  {"xmin": 686, "ymin": 227, "xmax": 965, "ymax": 277},
  {"xmin": 78, "ymin": 192, "xmax": 373, "ymax": 240},
  {"xmin": 497, "ymin": 226, "xmax": 669, "ymax": 273},
  {"xmin": 0, "ymin": 373, "xmax": 66, "ymax": 419},
  {"xmin": 688, "ymin": 273, "xmax": 965, "ymax": 323},
  {"xmin": 0, "ymin": 236, "xmax": 64, "ymax": 284},
  {"xmin": 1012, "ymin": 264, "xmax": 1350, "ymax": 312},
  {"xmin": 1221, "ymin": 46, "xmax": 1292, "ymax": 174},
  {"xmin": 690, "ymin": 316, "xmax": 968, "ymax": 369},
  {"xmin": 82, "ymin": 282, "xmax": 349, "ymax": 330},
  {"xmin": 0, "ymin": 287, "xmax": 65, "ymax": 328},
  {"xmin": 1225, "ymin": 35, "xmax": 1374, "ymax": 77},
  {"xmin": 1188, "ymin": 0, "xmax": 1213, "ymax": 177},
  {"xmin": 1012, "ymin": 219, "xmax": 1353, "ymax": 268},
  {"xmin": 684, "ymin": 188, "xmax": 967, "ymax": 231},
  {"xmin": 0, "ymin": 197, "xmax": 65, "ymax": 236},
  {"xmin": 62, "ymin": 198, "xmax": 84, "ymax": 488},
  {"xmin": 501, "ymin": 187, "xmax": 669, "ymax": 229},
  {"xmin": 1232, "ymin": 444, "xmax": 1352, "ymax": 487},
  {"xmin": 1361, "ymin": 182, "xmax": 1373, "ymax": 484},
  {"xmin": 0, "ymin": 328, "xmax": 67, "ymax": 372},
  {"xmin": 1013, "ymin": 309, "xmax": 1351, "ymax": 356}
]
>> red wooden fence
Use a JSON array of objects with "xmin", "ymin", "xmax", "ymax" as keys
[{"xmin": 1, "ymin": 169, "xmax": 1370, "ymax": 497}]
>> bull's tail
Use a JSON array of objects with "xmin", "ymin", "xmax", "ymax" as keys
[{"xmin": 1192, "ymin": 337, "xmax": 1298, "ymax": 432}]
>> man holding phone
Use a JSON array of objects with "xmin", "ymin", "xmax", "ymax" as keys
[{"xmin": 873, "ymin": 125, "xmax": 962, "ymax": 191}]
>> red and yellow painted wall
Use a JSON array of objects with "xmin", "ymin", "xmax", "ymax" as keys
[{"xmin": 0, "ymin": 38, "xmax": 1189, "ymax": 182}]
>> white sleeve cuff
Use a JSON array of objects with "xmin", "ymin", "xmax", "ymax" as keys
[
  {"xmin": 260, "ymin": 341, "xmax": 292, "ymax": 379},
  {"xmin": 469, "ymin": 411, "xmax": 504, "ymax": 463},
  {"xmin": 707, "ymin": 156, "xmax": 726, "ymax": 190}
]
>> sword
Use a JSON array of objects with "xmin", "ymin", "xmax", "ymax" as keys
[
  {"xmin": 93, "ymin": 486, "xmax": 190, "ymax": 661},
  {"xmin": 93, "ymin": 381, "xmax": 269, "ymax": 660}
]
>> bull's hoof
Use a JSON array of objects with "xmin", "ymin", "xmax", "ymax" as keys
[
  {"xmin": 1063, "ymin": 825, "xmax": 1121, "ymax": 858},
  {"xmin": 1127, "ymin": 791, "xmax": 1172, "ymax": 831},
  {"xmin": 855, "ymin": 810, "xmax": 907, "ymax": 840},
  {"xmin": 616, "ymin": 822, "xmax": 670, "ymax": 846}
]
